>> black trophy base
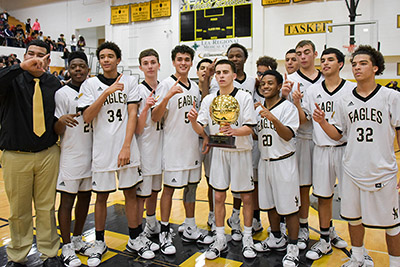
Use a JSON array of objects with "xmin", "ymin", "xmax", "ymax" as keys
[{"xmin": 207, "ymin": 135, "xmax": 236, "ymax": 148}]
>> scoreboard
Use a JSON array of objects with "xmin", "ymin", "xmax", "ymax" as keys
[{"xmin": 180, "ymin": 4, "xmax": 251, "ymax": 42}]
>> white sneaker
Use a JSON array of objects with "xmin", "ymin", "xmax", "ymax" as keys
[
  {"xmin": 305, "ymin": 238, "xmax": 333, "ymax": 260},
  {"xmin": 182, "ymin": 225, "xmax": 214, "ymax": 244},
  {"xmin": 71, "ymin": 235, "xmax": 93, "ymax": 257},
  {"xmin": 178, "ymin": 223, "xmax": 185, "ymax": 233},
  {"xmin": 363, "ymin": 254, "xmax": 374, "ymax": 267},
  {"xmin": 87, "ymin": 240, "xmax": 107, "ymax": 267},
  {"xmin": 283, "ymin": 244, "xmax": 299, "ymax": 267},
  {"xmin": 60, "ymin": 243, "xmax": 81, "ymax": 267},
  {"xmin": 252, "ymin": 218, "xmax": 263, "ymax": 235},
  {"xmin": 297, "ymin": 227, "xmax": 309, "ymax": 250},
  {"xmin": 227, "ymin": 217, "xmax": 242, "ymax": 241},
  {"xmin": 159, "ymin": 231, "xmax": 176, "ymax": 255},
  {"xmin": 144, "ymin": 221, "xmax": 161, "ymax": 235},
  {"xmin": 205, "ymin": 236, "xmax": 227, "ymax": 260},
  {"xmin": 242, "ymin": 235, "xmax": 256, "ymax": 259},
  {"xmin": 330, "ymin": 227, "xmax": 348, "ymax": 249},
  {"xmin": 254, "ymin": 233, "xmax": 287, "ymax": 252},
  {"xmin": 126, "ymin": 233, "xmax": 157, "ymax": 260},
  {"xmin": 341, "ymin": 255, "xmax": 366, "ymax": 267}
]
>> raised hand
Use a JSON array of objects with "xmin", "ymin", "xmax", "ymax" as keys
[
  {"xmin": 258, "ymin": 104, "xmax": 275, "ymax": 121},
  {"xmin": 145, "ymin": 88, "xmax": 157, "ymax": 108},
  {"xmin": 206, "ymin": 58, "xmax": 217, "ymax": 78},
  {"xmin": 20, "ymin": 54, "xmax": 50, "ymax": 74},
  {"xmin": 106, "ymin": 74, "xmax": 124, "ymax": 95},
  {"xmin": 281, "ymin": 73, "xmax": 294, "ymax": 98},
  {"xmin": 187, "ymin": 100, "xmax": 198, "ymax": 122},
  {"xmin": 292, "ymin": 82, "xmax": 303, "ymax": 105},
  {"xmin": 59, "ymin": 113, "xmax": 79, "ymax": 128},
  {"xmin": 166, "ymin": 77, "xmax": 183, "ymax": 98},
  {"xmin": 312, "ymin": 102, "xmax": 326, "ymax": 124}
]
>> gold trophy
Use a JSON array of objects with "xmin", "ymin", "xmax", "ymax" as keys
[{"xmin": 208, "ymin": 94, "xmax": 240, "ymax": 148}]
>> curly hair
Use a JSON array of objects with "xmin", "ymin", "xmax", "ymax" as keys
[
  {"xmin": 96, "ymin": 41, "xmax": 121, "ymax": 60},
  {"xmin": 351, "ymin": 45, "xmax": 385, "ymax": 75},
  {"xmin": 256, "ymin": 56, "xmax": 278, "ymax": 70},
  {"xmin": 171, "ymin": 45, "xmax": 195, "ymax": 61}
]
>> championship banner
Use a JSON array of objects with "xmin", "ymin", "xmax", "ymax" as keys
[
  {"xmin": 110, "ymin": 5, "xmax": 130, "ymax": 24},
  {"xmin": 131, "ymin": 2, "xmax": 151, "ymax": 22},
  {"xmin": 262, "ymin": 0, "xmax": 290, "ymax": 6},
  {"xmin": 285, "ymin": 20, "xmax": 332, "ymax": 35},
  {"xmin": 151, "ymin": 0, "xmax": 171, "ymax": 18}
]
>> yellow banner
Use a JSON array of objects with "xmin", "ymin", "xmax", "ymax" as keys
[
  {"xmin": 131, "ymin": 2, "xmax": 151, "ymax": 22},
  {"xmin": 151, "ymin": 0, "xmax": 171, "ymax": 18},
  {"xmin": 111, "ymin": 5, "xmax": 130, "ymax": 24},
  {"xmin": 293, "ymin": 0, "xmax": 310, "ymax": 2},
  {"xmin": 285, "ymin": 20, "xmax": 332, "ymax": 35},
  {"xmin": 262, "ymin": 0, "xmax": 290, "ymax": 5}
]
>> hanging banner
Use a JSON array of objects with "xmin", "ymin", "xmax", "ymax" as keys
[
  {"xmin": 131, "ymin": 2, "xmax": 151, "ymax": 22},
  {"xmin": 284, "ymin": 20, "xmax": 332, "ymax": 35},
  {"xmin": 110, "ymin": 5, "xmax": 130, "ymax": 24},
  {"xmin": 180, "ymin": 0, "xmax": 251, "ymax": 11},
  {"xmin": 262, "ymin": 0, "xmax": 290, "ymax": 5},
  {"xmin": 151, "ymin": 0, "xmax": 171, "ymax": 18}
]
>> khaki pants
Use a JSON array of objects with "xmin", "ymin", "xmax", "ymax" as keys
[{"xmin": 2, "ymin": 145, "xmax": 60, "ymax": 263}]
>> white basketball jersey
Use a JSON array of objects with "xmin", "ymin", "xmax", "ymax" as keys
[
  {"xmin": 55, "ymin": 84, "xmax": 92, "ymax": 180},
  {"xmin": 333, "ymin": 85, "xmax": 400, "ymax": 191},
  {"xmin": 288, "ymin": 70, "xmax": 324, "ymax": 139},
  {"xmin": 136, "ymin": 81, "xmax": 163, "ymax": 176},
  {"xmin": 78, "ymin": 74, "xmax": 141, "ymax": 172},
  {"xmin": 303, "ymin": 79, "xmax": 356, "ymax": 146},
  {"xmin": 256, "ymin": 99, "xmax": 299, "ymax": 159},
  {"xmin": 155, "ymin": 75, "xmax": 201, "ymax": 171},
  {"xmin": 210, "ymin": 74, "xmax": 256, "ymax": 96},
  {"xmin": 197, "ymin": 88, "xmax": 257, "ymax": 152}
]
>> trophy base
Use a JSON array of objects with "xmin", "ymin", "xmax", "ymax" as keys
[{"xmin": 207, "ymin": 135, "xmax": 236, "ymax": 148}]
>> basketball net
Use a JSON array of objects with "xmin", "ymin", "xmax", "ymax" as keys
[{"xmin": 343, "ymin": 44, "xmax": 357, "ymax": 56}]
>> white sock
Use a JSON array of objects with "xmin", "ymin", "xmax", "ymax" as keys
[
  {"xmin": 389, "ymin": 255, "xmax": 400, "ymax": 267},
  {"xmin": 352, "ymin": 246, "xmax": 364, "ymax": 262},
  {"xmin": 160, "ymin": 221, "xmax": 169, "ymax": 226},
  {"xmin": 216, "ymin": 226, "xmax": 225, "ymax": 239},
  {"xmin": 243, "ymin": 226, "xmax": 252, "ymax": 237},
  {"xmin": 299, "ymin": 218, "xmax": 308, "ymax": 224},
  {"xmin": 185, "ymin": 217, "xmax": 196, "ymax": 228},
  {"xmin": 146, "ymin": 214, "xmax": 156, "ymax": 226}
]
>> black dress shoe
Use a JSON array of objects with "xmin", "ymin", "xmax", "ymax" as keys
[
  {"xmin": 43, "ymin": 257, "xmax": 63, "ymax": 267},
  {"xmin": 6, "ymin": 262, "xmax": 27, "ymax": 267}
]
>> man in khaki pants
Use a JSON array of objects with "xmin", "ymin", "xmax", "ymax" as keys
[{"xmin": 0, "ymin": 40, "xmax": 62, "ymax": 267}]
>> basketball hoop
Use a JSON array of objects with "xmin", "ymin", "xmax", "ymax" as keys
[{"xmin": 343, "ymin": 44, "xmax": 357, "ymax": 56}]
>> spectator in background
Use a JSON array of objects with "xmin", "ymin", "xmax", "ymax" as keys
[
  {"xmin": 24, "ymin": 31, "xmax": 37, "ymax": 45},
  {"xmin": 14, "ymin": 32, "xmax": 25, "ymax": 48},
  {"xmin": 61, "ymin": 47, "xmax": 70, "ymax": 69},
  {"xmin": 32, "ymin": 18, "xmax": 40, "ymax": 34},
  {"xmin": 4, "ymin": 24, "xmax": 14, "ymax": 47},
  {"xmin": 386, "ymin": 81, "xmax": 400, "ymax": 91},
  {"xmin": 38, "ymin": 31, "xmax": 44, "ymax": 41},
  {"xmin": 77, "ymin": 35, "xmax": 85, "ymax": 51},
  {"xmin": 0, "ymin": 24, "xmax": 5, "ymax": 46},
  {"xmin": 70, "ymin": 34, "xmax": 77, "ymax": 51},
  {"xmin": 15, "ymin": 24, "xmax": 25, "ymax": 39},
  {"xmin": 0, "ymin": 57, "xmax": 5, "ymax": 68},
  {"xmin": 25, "ymin": 18, "xmax": 31, "ymax": 35},
  {"xmin": 45, "ymin": 36, "xmax": 55, "ymax": 51},
  {"xmin": 0, "ymin": 13, "xmax": 6, "ymax": 25},
  {"xmin": 57, "ymin": 34, "xmax": 66, "ymax": 52},
  {"xmin": 2, "ymin": 10, "xmax": 9, "ymax": 22}
]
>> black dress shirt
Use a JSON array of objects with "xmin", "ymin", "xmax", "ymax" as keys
[{"xmin": 0, "ymin": 64, "xmax": 61, "ymax": 152}]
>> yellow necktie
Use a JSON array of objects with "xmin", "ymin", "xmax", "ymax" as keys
[{"xmin": 33, "ymin": 78, "xmax": 46, "ymax": 137}]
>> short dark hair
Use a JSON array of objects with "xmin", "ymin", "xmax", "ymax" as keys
[
  {"xmin": 296, "ymin": 40, "xmax": 316, "ymax": 52},
  {"xmin": 171, "ymin": 45, "xmax": 195, "ymax": 61},
  {"xmin": 256, "ymin": 56, "xmax": 278, "ymax": 70},
  {"xmin": 68, "ymin": 51, "xmax": 88, "ymax": 65},
  {"xmin": 196, "ymin": 58, "xmax": 212, "ymax": 71},
  {"xmin": 26, "ymin": 39, "xmax": 50, "ymax": 54},
  {"xmin": 215, "ymin": 59, "xmax": 236, "ymax": 73},
  {"xmin": 321, "ymin": 47, "xmax": 345, "ymax": 70},
  {"xmin": 261, "ymin": 70, "xmax": 283, "ymax": 85},
  {"xmin": 351, "ymin": 45, "xmax": 385, "ymax": 75},
  {"xmin": 286, "ymin": 49, "xmax": 296, "ymax": 55},
  {"xmin": 227, "ymin": 43, "xmax": 248, "ymax": 59},
  {"xmin": 96, "ymin": 41, "xmax": 121, "ymax": 60},
  {"xmin": 139, "ymin": 48, "xmax": 159, "ymax": 65}
]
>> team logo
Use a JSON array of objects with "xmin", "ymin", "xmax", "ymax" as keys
[
  {"xmin": 92, "ymin": 181, "xmax": 97, "ymax": 186},
  {"xmin": 375, "ymin": 183, "xmax": 382, "ymax": 188},
  {"xmin": 317, "ymin": 94, "xmax": 322, "ymax": 99},
  {"xmin": 59, "ymin": 181, "xmax": 65, "ymax": 186},
  {"xmin": 97, "ymin": 87, "xmax": 103, "ymax": 91},
  {"xmin": 171, "ymin": 178, "xmax": 177, "ymax": 183},
  {"xmin": 295, "ymin": 196, "xmax": 299, "ymax": 207},
  {"xmin": 393, "ymin": 208, "xmax": 399, "ymax": 220},
  {"xmin": 348, "ymin": 101, "xmax": 354, "ymax": 106}
]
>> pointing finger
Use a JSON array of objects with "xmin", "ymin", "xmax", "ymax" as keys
[
  {"xmin": 314, "ymin": 102, "xmax": 322, "ymax": 111},
  {"xmin": 116, "ymin": 73, "xmax": 123, "ymax": 83},
  {"xmin": 284, "ymin": 73, "xmax": 287, "ymax": 80},
  {"xmin": 150, "ymin": 88, "xmax": 156, "ymax": 96},
  {"xmin": 193, "ymin": 100, "xmax": 196, "ymax": 108},
  {"xmin": 173, "ymin": 76, "xmax": 181, "ymax": 87}
]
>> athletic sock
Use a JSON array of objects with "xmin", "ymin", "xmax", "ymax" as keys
[
  {"xmin": 352, "ymin": 246, "xmax": 364, "ymax": 262},
  {"xmin": 146, "ymin": 214, "xmax": 156, "ymax": 227},
  {"xmin": 129, "ymin": 226, "xmax": 142, "ymax": 239},
  {"xmin": 243, "ymin": 226, "xmax": 252, "ymax": 238},
  {"xmin": 160, "ymin": 221, "xmax": 169, "ymax": 232},
  {"xmin": 95, "ymin": 230, "xmax": 105, "ymax": 242},
  {"xmin": 389, "ymin": 255, "xmax": 400, "ymax": 266},
  {"xmin": 216, "ymin": 226, "xmax": 225, "ymax": 239},
  {"xmin": 320, "ymin": 227, "xmax": 330, "ymax": 242},
  {"xmin": 272, "ymin": 231, "xmax": 282, "ymax": 239},
  {"xmin": 185, "ymin": 217, "xmax": 196, "ymax": 229},
  {"xmin": 253, "ymin": 209, "xmax": 260, "ymax": 221}
]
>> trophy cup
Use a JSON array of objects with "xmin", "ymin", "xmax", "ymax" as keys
[{"xmin": 208, "ymin": 95, "xmax": 240, "ymax": 148}]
